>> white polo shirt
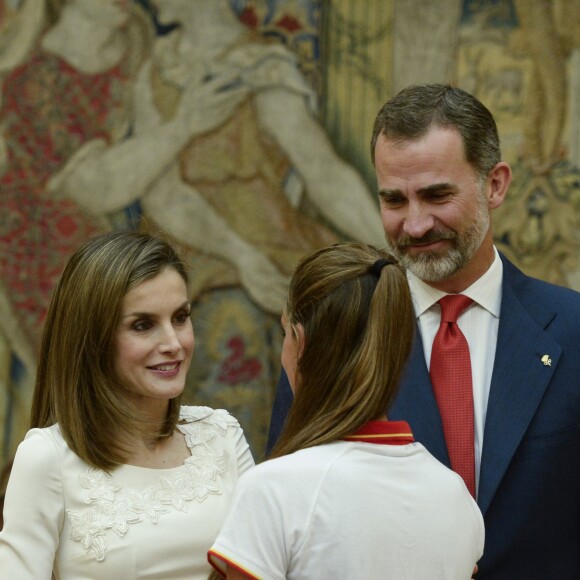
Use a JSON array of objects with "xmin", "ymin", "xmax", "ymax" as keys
[{"xmin": 209, "ymin": 421, "xmax": 484, "ymax": 579}]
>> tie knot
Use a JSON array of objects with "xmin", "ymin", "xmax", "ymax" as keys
[{"xmin": 438, "ymin": 294, "xmax": 473, "ymax": 323}]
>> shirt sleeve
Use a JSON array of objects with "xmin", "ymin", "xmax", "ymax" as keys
[
  {"xmin": 0, "ymin": 429, "xmax": 65, "ymax": 578},
  {"xmin": 208, "ymin": 467, "xmax": 289, "ymax": 580}
]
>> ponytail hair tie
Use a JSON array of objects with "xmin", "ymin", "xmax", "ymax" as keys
[{"xmin": 370, "ymin": 258, "xmax": 394, "ymax": 278}]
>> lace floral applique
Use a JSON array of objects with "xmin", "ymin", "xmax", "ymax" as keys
[
  {"xmin": 127, "ymin": 486, "xmax": 166, "ymax": 523},
  {"xmin": 79, "ymin": 469, "xmax": 121, "ymax": 502},
  {"xmin": 66, "ymin": 407, "xmax": 237, "ymax": 561},
  {"xmin": 99, "ymin": 499, "xmax": 141, "ymax": 535},
  {"xmin": 67, "ymin": 507, "xmax": 108, "ymax": 561}
]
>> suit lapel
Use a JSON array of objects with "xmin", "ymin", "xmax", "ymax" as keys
[
  {"xmin": 392, "ymin": 258, "xmax": 562, "ymax": 517},
  {"xmin": 390, "ymin": 332, "xmax": 450, "ymax": 466},
  {"xmin": 477, "ymin": 267, "xmax": 561, "ymax": 515}
]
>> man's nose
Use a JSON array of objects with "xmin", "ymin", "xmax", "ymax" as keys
[{"xmin": 402, "ymin": 203, "xmax": 435, "ymax": 238}]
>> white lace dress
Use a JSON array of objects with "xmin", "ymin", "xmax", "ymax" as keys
[{"xmin": 0, "ymin": 406, "xmax": 254, "ymax": 579}]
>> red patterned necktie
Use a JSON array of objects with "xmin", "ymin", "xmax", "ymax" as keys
[{"xmin": 429, "ymin": 294, "xmax": 476, "ymax": 497}]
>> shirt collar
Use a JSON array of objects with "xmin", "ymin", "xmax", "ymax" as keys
[
  {"xmin": 343, "ymin": 420, "xmax": 414, "ymax": 445},
  {"xmin": 407, "ymin": 246, "xmax": 503, "ymax": 318}
]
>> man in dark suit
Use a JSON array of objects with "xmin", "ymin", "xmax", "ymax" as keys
[{"xmin": 267, "ymin": 84, "xmax": 580, "ymax": 579}]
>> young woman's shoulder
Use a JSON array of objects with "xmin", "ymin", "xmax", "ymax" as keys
[{"xmin": 241, "ymin": 443, "xmax": 346, "ymax": 486}]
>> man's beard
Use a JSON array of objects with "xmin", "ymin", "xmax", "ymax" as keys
[{"xmin": 385, "ymin": 194, "xmax": 491, "ymax": 282}]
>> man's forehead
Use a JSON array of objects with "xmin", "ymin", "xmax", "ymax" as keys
[
  {"xmin": 374, "ymin": 128, "xmax": 468, "ymax": 174},
  {"xmin": 375, "ymin": 125, "xmax": 463, "ymax": 150}
]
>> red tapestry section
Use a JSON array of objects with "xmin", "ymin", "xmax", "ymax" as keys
[{"xmin": 0, "ymin": 50, "xmax": 129, "ymax": 350}]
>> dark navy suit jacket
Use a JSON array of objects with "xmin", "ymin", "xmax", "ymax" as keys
[{"xmin": 267, "ymin": 255, "xmax": 580, "ymax": 579}]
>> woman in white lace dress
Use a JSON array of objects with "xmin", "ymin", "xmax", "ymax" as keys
[{"xmin": 0, "ymin": 231, "xmax": 254, "ymax": 579}]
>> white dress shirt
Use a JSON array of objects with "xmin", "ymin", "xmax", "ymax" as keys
[{"xmin": 407, "ymin": 247, "xmax": 503, "ymax": 494}]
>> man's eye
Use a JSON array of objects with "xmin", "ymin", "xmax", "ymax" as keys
[
  {"xmin": 380, "ymin": 196, "xmax": 405, "ymax": 208},
  {"xmin": 428, "ymin": 191, "xmax": 452, "ymax": 201}
]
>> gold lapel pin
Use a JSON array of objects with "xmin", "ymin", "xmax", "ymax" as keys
[{"xmin": 541, "ymin": 354, "xmax": 552, "ymax": 366}]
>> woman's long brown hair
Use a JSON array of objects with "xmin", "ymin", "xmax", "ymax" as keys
[{"xmin": 270, "ymin": 243, "xmax": 415, "ymax": 459}]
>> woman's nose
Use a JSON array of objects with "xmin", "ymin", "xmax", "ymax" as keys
[{"xmin": 158, "ymin": 325, "xmax": 182, "ymax": 353}]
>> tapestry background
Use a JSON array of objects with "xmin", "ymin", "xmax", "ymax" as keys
[{"xmin": 1, "ymin": 0, "xmax": 579, "ymax": 488}]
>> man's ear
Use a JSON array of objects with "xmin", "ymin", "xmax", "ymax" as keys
[{"xmin": 487, "ymin": 161, "xmax": 512, "ymax": 210}]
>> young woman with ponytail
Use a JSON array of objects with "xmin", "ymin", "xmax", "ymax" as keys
[{"xmin": 209, "ymin": 243, "xmax": 483, "ymax": 579}]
